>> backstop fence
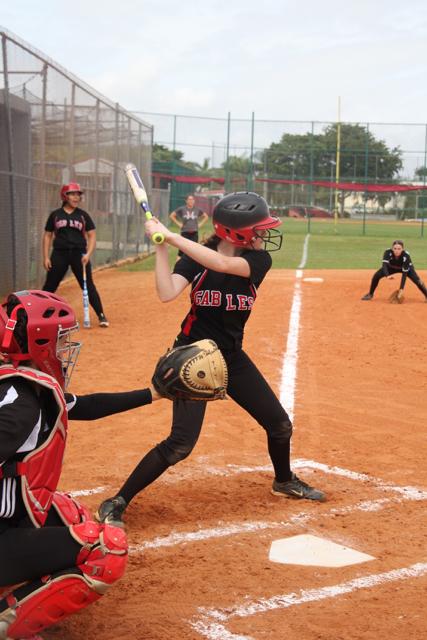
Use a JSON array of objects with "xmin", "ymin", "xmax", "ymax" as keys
[{"xmin": 0, "ymin": 28, "xmax": 169, "ymax": 295}]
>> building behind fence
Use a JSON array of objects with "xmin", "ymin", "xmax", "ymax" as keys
[{"xmin": 0, "ymin": 27, "xmax": 170, "ymax": 296}]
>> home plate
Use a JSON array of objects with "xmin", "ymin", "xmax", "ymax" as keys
[
  {"xmin": 303, "ymin": 277, "xmax": 324, "ymax": 283},
  {"xmin": 269, "ymin": 534, "xmax": 375, "ymax": 567}
]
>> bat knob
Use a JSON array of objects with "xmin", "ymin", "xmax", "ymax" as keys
[{"xmin": 152, "ymin": 232, "xmax": 165, "ymax": 245}]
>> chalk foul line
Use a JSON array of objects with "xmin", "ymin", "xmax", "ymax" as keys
[{"xmin": 189, "ymin": 562, "xmax": 427, "ymax": 640}]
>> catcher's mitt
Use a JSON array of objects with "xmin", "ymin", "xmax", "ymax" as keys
[
  {"xmin": 389, "ymin": 289, "xmax": 404, "ymax": 304},
  {"xmin": 152, "ymin": 339, "xmax": 228, "ymax": 401}
]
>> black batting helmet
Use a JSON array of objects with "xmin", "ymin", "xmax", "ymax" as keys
[{"xmin": 213, "ymin": 192, "xmax": 282, "ymax": 251}]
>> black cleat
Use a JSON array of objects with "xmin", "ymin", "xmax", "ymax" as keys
[
  {"xmin": 95, "ymin": 496, "xmax": 127, "ymax": 527},
  {"xmin": 361, "ymin": 293, "xmax": 373, "ymax": 301},
  {"xmin": 98, "ymin": 313, "xmax": 109, "ymax": 327},
  {"xmin": 271, "ymin": 474, "xmax": 326, "ymax": 502}
]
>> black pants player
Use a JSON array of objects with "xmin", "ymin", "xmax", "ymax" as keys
[
  {"xmin": 43, "ymin": 248, "xmax": 104, "ymax": 316},
  {"xmin": 362, "ymin": 240, "xmax": 427, "ymax": 301}
]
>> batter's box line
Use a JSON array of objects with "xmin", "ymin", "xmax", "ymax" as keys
[
  {"xmin": 130, "ymin": 488, "xmax": 426, "ymax": 553},
  {"xmin": 161, "ymin": 458, "xmax": 427, "ymax": 501},
  {"xmin": 189, "ymin": 562, "xmax": 427, "ymax": 640},
  {"xmin": 67, "ymin": 459, "xmax": 427, "ymax": 503}
]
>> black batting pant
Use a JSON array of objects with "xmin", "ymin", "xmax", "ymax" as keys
[
  {"xmin": 369, "ymin": 267, "xmax": 427, "ymax": 297},
  {"xmin": 43, "ymin": 249, "xmax": 104, "ymax": 316},
  {"xmin": 118, "ymin": 349, "xmax": 293, "ymax": 504}
]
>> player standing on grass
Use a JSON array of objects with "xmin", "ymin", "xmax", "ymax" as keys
[
  {"xmin": 169, "ymin": 194, "xmax": 209, "ymax": 257},
  {"xmin": 0, "ymin": 289, "xmax": 162, "ymax": 639},
  {"xmin": 361, "ymin": 239, "xmax": 427, "ymax": 301},
  {"xmin": 97, "ymin": 191, "xmax": 326, "ymax": 528},
  {"xmin": 42, "ymin": 183, "xmax": 109, "ymax": 327}
]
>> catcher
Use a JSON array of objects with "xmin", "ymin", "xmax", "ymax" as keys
[
  {"xmin": 96, "ymin": 191, "xmax": 326, "ymax": 530},
  {"xmin": 361, "ymin": 240, "xmax": 427, "ymax": 303},
  {"xmin": 0, "ymin": 290, "xmax": 221, "ymax": 639}
]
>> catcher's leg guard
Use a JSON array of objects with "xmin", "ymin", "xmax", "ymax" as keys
[
  {"xmin": 51, "ymin": 491, "xmax": 92, "ymax": 525},
  {"xmin": 4, "ymin": 521, "xmax": 127, "ymax": 639}
]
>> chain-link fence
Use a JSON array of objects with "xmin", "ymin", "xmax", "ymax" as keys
[
  {"xmin": 137, "ymin": 111, "xmax": 427, "ymax": 236},
  {"xmin": 0, "ymin": 28, "xmax": 170, "ymax": 295}
]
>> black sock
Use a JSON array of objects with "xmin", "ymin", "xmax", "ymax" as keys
[{"xmin": 118, "ymin": 448, "xmax": 170, "ymax": 505}]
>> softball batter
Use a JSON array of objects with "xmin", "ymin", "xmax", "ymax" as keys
[{"xmin": 97, "ymin": 191, "xmax": 325, "ymax": 527}]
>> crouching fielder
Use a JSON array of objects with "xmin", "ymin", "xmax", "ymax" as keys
[{"xmin": 0, "ymin": 290, "xmax": 159, "ymax": 639}]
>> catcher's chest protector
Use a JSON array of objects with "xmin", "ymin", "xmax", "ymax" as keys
[{"xmin": 0, "ymin": 366, "xmax": 67, "ymax": 527}]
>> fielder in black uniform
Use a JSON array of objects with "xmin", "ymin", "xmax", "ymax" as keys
[
  {"xmin": 97, "ymin": 192, "xmax": 325, "ymax": 527},
  {"xmin": 0, "ymin": 289, "xmax": 162, "ymax": 639},
  {"xmin": 169, "ymin": 194, "xmax": 209, "ymax": 257},
  {"xmin": 361, "ymin": 239, "xmax": 427, "ymax": 301},
  {"xmin": 42, "ymin": 182, "xmax": 109, "ymax": 327}
]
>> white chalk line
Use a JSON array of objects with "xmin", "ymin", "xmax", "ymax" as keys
[
  {"xmin": 190, "ymin": 562, "xmax": 427, "ymax": 640},
  {"xmin": 129, "ymin": 484, "xmax": 426, "ymax": 553},
  {"xmin": 68, "ymin": 459, "xmax": 426, "ymax": 504},
  {"xmin": 279, "ymin": 232, "xmax": 309, "ymax": 422}
]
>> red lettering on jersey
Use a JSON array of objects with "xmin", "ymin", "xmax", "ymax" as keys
[
  {"xmin": 199, "ymin": 290, "xmax": 210, "ymax": 306},
  {"xmin": 237, "ymin": 295, "xmax": 249, "ymax": 310},
  {"xmin": 210, "ymin": 291, "xmax": 222, "ymax": 306},
  {"xmin": 194, "ymin": 291, "xmax": 203, "ymax": 305},
  {"xmin": 225, "ymin": 294, "xmax": 236, "ymax": 311},
  {"xmin": 247, "ymin": 297, "xmax": 254, "ymax": 309}
]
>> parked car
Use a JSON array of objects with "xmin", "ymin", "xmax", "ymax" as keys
[{"xmin": 281, "ymin": 205, "xmax": 333, "ymax": 219}]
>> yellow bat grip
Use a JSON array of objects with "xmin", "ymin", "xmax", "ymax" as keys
[{"xmin": 145, "ymin": 211, "xmax": 164, "ymax": 245}]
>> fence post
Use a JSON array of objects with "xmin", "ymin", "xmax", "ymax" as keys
[
  {"xmin": 363, "ymin": 123, "xmax": 370, "ymax": 236},
  {"xmin": 422, "ymin": 124, "xmax": 427, "ymax": 238},
  {"xmin": 248, "ymin": 111, "xmax": 255, "ymax": 191},
  {"xmin": 112, "ymin": 103, "xmax": 120, "ymax": 260},
  {"xmin": 225, "ymin": 111, "xmax": 231, "ymax": 193},
  {"xmin": 1, "ymin": 34, "xmax": 18, "ymax": 289}
]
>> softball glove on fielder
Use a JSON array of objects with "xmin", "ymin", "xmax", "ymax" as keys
[
  {"xmin": 389, "ymin": 289, "xmax": 404, "ymax": 304},
  {"xmin": 152, "ymin": 339, "xmax": 228, "ymax": 401}
]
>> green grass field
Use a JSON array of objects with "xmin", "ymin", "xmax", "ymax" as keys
[{"xmin": 120, "ymin": 219, "xmax": 427, "ymax": 272}]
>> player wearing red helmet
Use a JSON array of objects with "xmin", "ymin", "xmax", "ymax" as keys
[
  {"xmin": 97, "ymin": 192, "xmax": 324, "ymax": 529},
  {"xmin": 42, "ymin": 184, "xmax": 109, "ymax": 328},
  {"xmin": 0, "ymin": 290, "xmax": 161, "ymax": 639}
]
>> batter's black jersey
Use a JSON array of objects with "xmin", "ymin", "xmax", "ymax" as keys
[
  {"xmin": 173, "ymin": 249, "xmax": 272, "ymax": 352},
  {"xmin": 0, "ymin": 376, "xmax": 151, "ymax": 525},
  {"xmin": 45, "ymin": 207, "xmax": 95, "ymax": 251},
  {"xmin": 382, "ymin": 248, "xmax": 412, "ymax": 275}
]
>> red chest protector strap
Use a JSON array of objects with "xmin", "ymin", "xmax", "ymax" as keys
[{"xmin": 0, "ymin": 365, "xmax": 67, "ymax": 527}]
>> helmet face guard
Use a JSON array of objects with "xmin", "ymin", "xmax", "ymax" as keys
[
  {"xmin": 0, "ymin": 290, "xmax": 81, "ymax": 390},
  {"xmin": 213, "ymin": 192, "xmax": 283, "ymax": 252}
]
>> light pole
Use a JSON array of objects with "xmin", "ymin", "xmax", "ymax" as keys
[
  {"xmin": 290, "ymin": 160, "xmax": 295, "ymax": 205},
  {"xmin": 329, "ymin": 160, "xmax": 336, "ymax": 213}
]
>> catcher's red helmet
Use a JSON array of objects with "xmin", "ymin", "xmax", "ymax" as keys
[
  {"xmin": 0, "ymin": 290, "xmax": 80, "ymax": 390},
  {"xmin": 60, "ymin": 182, "xmax": 84, "ymax": 201},
  {"xmin": 213, "ymin": 192, "xmax": 282, "ymax": 251}
]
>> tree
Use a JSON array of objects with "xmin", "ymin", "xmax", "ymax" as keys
[{"xmin": 260, "ymin": 124, "xmax": 403, "ymax": 213}]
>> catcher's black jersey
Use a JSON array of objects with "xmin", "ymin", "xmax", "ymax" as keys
[
  {"xmin": 382, "ymin": 249, "xmax": 412, "ymax": 274},
  {"xmin": 0, "ymin": 376, "xmax": 151, "ymax": 523},
  {"xmin": 173, "ymin": 249, "xmax": 272, "ymax": 352}
]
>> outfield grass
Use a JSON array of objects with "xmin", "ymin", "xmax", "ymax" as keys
[{"xmin": 120, "ymin": 219, "xmax": 427, "ymax": 272}]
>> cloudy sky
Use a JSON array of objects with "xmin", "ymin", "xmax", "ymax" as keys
[{"xmin": 2, "ymin": 0, "xmax": 427, "ymax": 170}]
